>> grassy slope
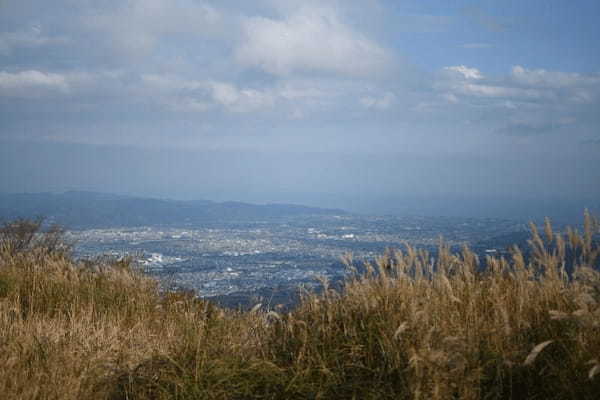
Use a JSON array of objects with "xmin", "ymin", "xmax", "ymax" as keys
[{"xmin": 0, "ymin": 215, "xmax": 599, "ymax": 399}]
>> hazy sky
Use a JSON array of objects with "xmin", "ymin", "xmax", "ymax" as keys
[{"xmin": 1, "ymin": 0, "xmax": 599, "ymax": 218}]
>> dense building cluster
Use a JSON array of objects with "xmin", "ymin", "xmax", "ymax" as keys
[{"xmin": 68, "ymin": 215, "xmax": 525, "ymax": 298}]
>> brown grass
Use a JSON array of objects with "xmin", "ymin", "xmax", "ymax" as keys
[{"xmin": 0, "ymin": 213, "xmax": 599, "ymax": 399}]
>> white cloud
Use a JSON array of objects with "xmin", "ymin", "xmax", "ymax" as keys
[
  {"xmin": 0, "ymin": 27, "xmax": 69, "ymax": 55},
  {"xmin": 172, "ymin": 98, "xmax": 212, "ymax": 112},
  {"xmin": 437, "ymin": 65, "xmax": 590, "ymax": 102},
  {"xmin": 0, "ymin": 70, "xmax": 69, "ymax": 97},
  {"xmin": 209, "ymin": 81, "xmax": 275, "ymax": 113},
  {"xmin": 278, "ymin": 82, "xmax": 327, "ymax": 101},
  {"xmin": 210, "ymin": 82, "xmax": 239, "ymax": 106},
  {"xmin": 84, "ymin": 0, "xmax": 223, "ymax": 57},
  {"xmin": 141, "ymin": 74, "xmax": 205, "ymax": 91},
  {"xmin": 444, "ymin": 65, "xmax": 483, "ymax": 80},
  {"xmin": 235, "ymin": 6, "xmax": 393, "ymax": 77},
  {"xmin": 0, "ymin": 2, "xmax": 404, "ymax": 120},
  {"xmin": 140, "ymin": 74, "xmax": 275, "ymax": 113},
  {"xmin": 458, "ymin": 83, "xmax": 548, "ymax": 100},
  {"xmin": 438, "ymin": 65, "xmax": 600, "ymax": 106},
  {"xmin": 432, "ymin": 64, "xmax": 600, "ymax": 138},
  {"xmin": 141, "ymin": 71, "xmax": 401, "ymax": 116},
  {"xmin": 510, "ymin": 65, "xmax": 600, "ymax": 89},
  {"xmin": 569, "ymin": 89, "xmax": 593, "ymax": 104},
  {"xmin": 360, "ymin": 92, "xmax": 395, "ymax": 110},
  {"xmin": 441, "ymin": 93, "xmax": 459, "ymax": 103},
  {"xmin": 508, "ymin": 66, "xmax": 600, "ymax": 105}
]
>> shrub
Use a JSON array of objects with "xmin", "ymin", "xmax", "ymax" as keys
[{"xmin": 0, "ymin": 217, "xmax": 71, "ymax": 257}]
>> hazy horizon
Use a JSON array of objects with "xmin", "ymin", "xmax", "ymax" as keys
[{"xmin": 1, "ymin": 1, "xmax": 599, "ymax": 222}]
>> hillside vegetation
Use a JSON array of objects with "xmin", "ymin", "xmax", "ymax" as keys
[{"xmin": 0, "ymin": 214, "xmax": 599, "ymax": 399}]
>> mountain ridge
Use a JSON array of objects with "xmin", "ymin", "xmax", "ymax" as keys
[{"xmin": 0, "ymin": 191, "xmax": 348, "ymax": 229}]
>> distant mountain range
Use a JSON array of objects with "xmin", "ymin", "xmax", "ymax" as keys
[{"xmin": 0, "ymin": 191, "xmax": 347, "ymax": 229}]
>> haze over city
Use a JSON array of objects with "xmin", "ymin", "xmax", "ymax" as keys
[{"xmin": 1, "ymin": 0, "xmax": 599, "ymax": 220}]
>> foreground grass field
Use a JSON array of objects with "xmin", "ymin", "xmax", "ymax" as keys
[{"xmin": 0, "ymin": 215, "xmax": 599, "ymax": 399}]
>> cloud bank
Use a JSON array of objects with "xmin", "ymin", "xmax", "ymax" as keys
[{"xmin": 1, "ymin": 0, "xmax": 599, "ymax": 213}]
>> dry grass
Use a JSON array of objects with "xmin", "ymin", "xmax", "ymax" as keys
[{"xmin": 0, "ymin": 213, "xmax": 599, "ymax": 399}]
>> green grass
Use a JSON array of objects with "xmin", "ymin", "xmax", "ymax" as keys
[{"xmin": 0, "ymin": 214, "xmax": 599, "ymax": 399}]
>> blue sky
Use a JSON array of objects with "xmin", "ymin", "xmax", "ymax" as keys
[{"xmin": 1, "ymin": 0, "xmax": 599, "ymax": 218}]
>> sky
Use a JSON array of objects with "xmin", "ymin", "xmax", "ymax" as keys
[{"xmin": 1, "ymin": 0, "xmax": 599, "ymax": 220}]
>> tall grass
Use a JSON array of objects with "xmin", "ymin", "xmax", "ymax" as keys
[{"xmin": 0, "ymin": 214, "xmax": 599, "ymax": 399}]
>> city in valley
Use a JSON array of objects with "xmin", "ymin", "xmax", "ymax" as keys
[{"xmin": 67, "ymin": 215, "xmax": 527, "ymax": 306}]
